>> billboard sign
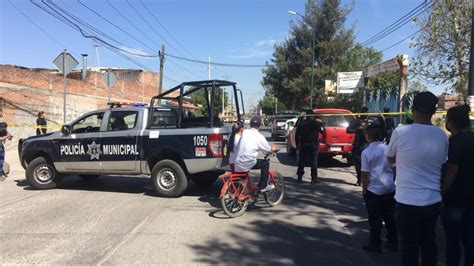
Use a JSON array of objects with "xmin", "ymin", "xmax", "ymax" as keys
[{"xmin": 337, "ymin": 71, "xmax": 364, "ymax": 93}]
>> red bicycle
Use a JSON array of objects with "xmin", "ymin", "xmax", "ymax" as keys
[{"xmin": 220, "ymin": 153, "xmax": 285, "ymax": 218}]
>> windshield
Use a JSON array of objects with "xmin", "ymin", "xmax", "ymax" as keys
[{"xmin": 318, "ymin": 114, "xmax": 354, "ymax": 128}]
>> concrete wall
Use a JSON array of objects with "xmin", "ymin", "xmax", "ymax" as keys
[{"xmin": 0, "ymin": 64, "xmax": 160, "ymax": 145}]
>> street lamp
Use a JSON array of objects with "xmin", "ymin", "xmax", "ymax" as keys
[{"xmin": 288, "ymin": 10, "xmax": 316, "ymax": 110}]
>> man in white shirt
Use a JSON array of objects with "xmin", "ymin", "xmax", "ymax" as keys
[
  {"xmin": 234, "ymin": 117, "xmax": 278, "ymax": 192},
  {"xmin": 386, "ymin": 91, "xmax": 448, "ymax": 266}
]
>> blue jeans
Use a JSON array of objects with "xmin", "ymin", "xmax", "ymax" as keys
[
  {"xmin": 297, "ymin": 143, "xmax": 318, "ymax": 179},
  {"xmin": 0, "ymin": 147, "xmax": 4, "ymax": 176},
  {"xmin": 441, "ymin": 206, "xmax": 474, "ymax": 266},
  {"xmin": 396, "ymin": 202, "xmax": 441, "ymax": 266}
]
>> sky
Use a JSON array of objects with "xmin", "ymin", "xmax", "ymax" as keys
[{"xmin": 0, "ymin": 0, "xmax": 437, "ymax": 111}]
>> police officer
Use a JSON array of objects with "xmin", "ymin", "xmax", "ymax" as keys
[
  {"xmin": 347, "ymin": 106, "xmax": 369, "ymax": 186},
  {"xmin": 295, "ymin": 110, "xmax": 325, "ymax": 184}
]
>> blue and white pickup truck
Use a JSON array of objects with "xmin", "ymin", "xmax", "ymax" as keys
[{"xmin": 19, "ymin": 80, "xmax": 243, "ymax": 197}]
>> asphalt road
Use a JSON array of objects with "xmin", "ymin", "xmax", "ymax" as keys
[{"xmin": 0, "ymin": 129, "xmax": 446, "ymax": 265}]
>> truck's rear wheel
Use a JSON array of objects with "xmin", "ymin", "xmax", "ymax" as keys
[
  {"xmin": 26, "ymin": 157, "xmax": 63, "ymax": 189},
  {"xmin": 79, "ymin": 174, "xmax": 101, "ymax": 181},
  {"xmin": 190, "ymin": 171, "xmax": 221, "ymax": 187},
  {"xmin": 151, "ymin": 159, "xmax": 188, "ymax": 197}
]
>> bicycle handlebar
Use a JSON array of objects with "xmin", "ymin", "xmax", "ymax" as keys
[{"xmin": 264, "ymin": 148, "xmax": 280, "ymax": 160}]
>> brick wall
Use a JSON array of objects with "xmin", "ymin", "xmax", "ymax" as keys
[{"xmin": 0, "ymin": 64, "xmax": 161, "ymax": 141}]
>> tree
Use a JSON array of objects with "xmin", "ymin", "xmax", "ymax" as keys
[
  {"xmin": 409, "ymin": 80, "xmax": 428, "ymax": 92},
  {"xmin": 262, "ymin": 0, "xmax": 354, "ymax": 110},
  {"xmin": 335, "ymin": 44, "xmax": 383, "ymax": 73},
  {"xmin": 411, "ymin": 0, "xmax": 472, "ymax": 100},
  {"xmin": 258, "ymin": 94, "xmax": 277, "ymax": 115},
  {"xmin": 187, "ymin": 89, "xmax": 228, "ymax": 116},
  {"xmin": 317, "ymin": 92, "xmax": 364, "ymax": 112}
]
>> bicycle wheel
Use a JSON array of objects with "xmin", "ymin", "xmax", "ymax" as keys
[
  {"xmin": 264, "ymin": 173, "xmax": 285, "ymax": 206},
  {"xmin": 221, "ymin": 179, "xmax": 248, "ymax": 218}
]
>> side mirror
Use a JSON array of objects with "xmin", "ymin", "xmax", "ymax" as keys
[{"xmin": 61, "ymin": 125, "xmax": 71, "ymax": 136}]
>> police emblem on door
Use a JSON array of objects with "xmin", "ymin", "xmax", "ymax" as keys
[{"xmin": 87, "ymin": 141, "xmax": 102, "ymax": 160}]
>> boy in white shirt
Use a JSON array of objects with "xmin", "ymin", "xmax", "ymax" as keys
[{"xmin": 361, "ymin": 119, "xmax": 397, "ymax": 253}]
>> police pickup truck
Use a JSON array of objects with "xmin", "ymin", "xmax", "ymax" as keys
[{"xmin": 19, "ymin": 80, "xmax": 243, "ymax": 197}]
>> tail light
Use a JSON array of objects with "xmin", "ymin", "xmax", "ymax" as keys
[{"xmin": 208, "ymin": 133, "xmax": 223, "ymax": 157}]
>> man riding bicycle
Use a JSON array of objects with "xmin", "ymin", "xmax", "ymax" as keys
[{"xmin": 234, "ymin": 117, "xmax": 279, "ymax": 193}]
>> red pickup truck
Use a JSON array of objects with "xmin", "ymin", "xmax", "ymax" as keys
[{"xmin": 286, "ymin": 109, "xmax": 355, "ymax": 161}]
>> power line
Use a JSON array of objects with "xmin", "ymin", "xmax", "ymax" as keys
[
  {"xmin": 139, "ymin": 0, "xmax": 201, "ymax": 61},
  {"xmin": 126, "ymin": 0, "xmax": 181, "ymax": 56},
  {"xmin": 165, "ymin": 53, "xmax": 267, "ymax": 68},
  {"xmin": 138, "ymin": 0, "xmax": 230, "ymax": 78},
  {"xmin": 76, "ymin": 0, "xmax": 156, "ymax": 52},
  {"xmin": 361, "ymin": 1, "xmax": 426, "ymax": 46},
  {"xmin": 7, "ymin": 0, "xmax": 72, "ymax": 52},
  {"xmin": 380, "ymin": 29, "xmax": 422, "ymax": 52},
  {"xmin": 106, "ymin": 0, "xmax": 161, "ymax": 48},
  {"xmin": 107, "ymin": 0, "xmax": 202, "ymax": 79},
  {"xmin": 362, "ymin": 1, "xmax": 435, "ymax": 47},
  {"xmin": 31, "ymin": 0, "xmax": 159, "ymax": 57}
]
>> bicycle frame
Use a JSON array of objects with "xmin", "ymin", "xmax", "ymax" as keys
[{"xmin": 219, "ymin": 169, "xmax": 277, "ymax": 200}]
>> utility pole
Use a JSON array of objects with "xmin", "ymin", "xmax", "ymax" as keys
[
  {"xmin": 208, "ymin": 56, "xmax": 211, "ymax": 80},
  {"xmin": 159, "ymin": 45, "xmax": 165, "ymax": 94},
  {"xmin": 468, "ymin": 1, "xmax": 474, "ymax": 130},
  {"xmin": 63, "ymin": 49, "xmax": 67, "ymax": 124}
]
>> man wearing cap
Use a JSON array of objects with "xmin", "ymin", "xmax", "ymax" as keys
[
  {"xmin": 386, "ymin": 91, "xmax": 448, "ymax": 266},
  {"xmin": 234, "ymin": 117, "xmax": 279, "ymax": 192}
]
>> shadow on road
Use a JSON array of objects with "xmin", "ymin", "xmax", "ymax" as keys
[{"xmin": 187, "ymin": 177, "xmax": 410, "ymax": 265}]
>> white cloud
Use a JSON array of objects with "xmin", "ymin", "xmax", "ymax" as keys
[{"xmin": 255, "ymin": 39, "xmax": 276, "ymax": 47}]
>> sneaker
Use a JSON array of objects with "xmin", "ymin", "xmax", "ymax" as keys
[
  {"xmin": 384, "ymin": 241, "xmax": 398, "ymax": 252},
  {"xmin": 310, "ymin": 179, "xmax": 321, "ymax": 184},
  {"xmin": 296, "ymin": 176, "xmax": 303, "ymax": 183},
  {"xmin": 0, "ymin": 175, "xmax": 6, "ymax": 182},
  {"xmin": 260, "ymin": 184, "xmax": 275, "ymax": 193},
  {"xmin": 362, "ymin": 243, "xmax": 382, "ymax": 253}
]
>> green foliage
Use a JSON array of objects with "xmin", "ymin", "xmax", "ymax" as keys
[
  {"xmin": 316, "ymin": 91, "xmax": 364, "ymax": 112},
  {"xmin": 411, "ymin": 0, "xmax": 472, "ymax": 100},
  {"xmin": 258, "ymin": 94, "xmax": 286, "ymax": 115},
  {"xmin": 187, "ymin": 88, "xmax": 228, "ymax": 116},
  {"xmin": 409, "ymin": 80, "xmax": 428, "ymax": 92},
  {"xmin": 335, "ymin": 44, "xmax": 383, "ymax": 73},
  {"xmin": 261, "ymin": 0, "xmax": 354, "ymax": 110},
  {"xmin": 367, "ymin": 70, "xmax": 400, "ymax": 89}
]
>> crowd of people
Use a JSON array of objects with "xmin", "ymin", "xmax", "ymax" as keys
[
  {"xmin": 355, "ymin": 92, "xmax": 472, "ymax": 266},
  {"xmin": 228, "ymin": 91, "xmax": 473, "ymax": 266}
]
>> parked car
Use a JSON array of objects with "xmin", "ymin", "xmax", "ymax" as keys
[
  {"xmin": 286, "ymin": 109, "xmax": 355, "ymax": 162},
  {"xmin": 271, "ymin": 111, "xmax": 300, "ymax": 140}
]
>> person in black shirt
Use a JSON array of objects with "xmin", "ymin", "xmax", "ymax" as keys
[
  {"xmin": 383, "ymin": 107, "xmax": 395, "ymax": 144},
  {"xmin": 36, "ymin": 111, "xmax": 47, "ymax": 135},
  {"xmin": 441, "ymin": 105, "xmax": 474, "ymax": 266},
  {"xmin": 295, "ymin": 110, "xmax": 325, "ymax": 184},
  {"xmin": 346, "ymin": 106, "xmax": 369, "ymax": 186}
]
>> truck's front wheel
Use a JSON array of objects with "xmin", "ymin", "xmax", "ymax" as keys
[
  {"xmin": 151, "ymin": 159, "xmax": 188, "ymax": 197},
  {"xmin": 26, "ymin": 157, "xmax": 63, "ymax": 189}
]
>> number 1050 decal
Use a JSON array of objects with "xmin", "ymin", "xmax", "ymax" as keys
[{"xmin": 193, "ymin": 135, "xmax": 207, "ymax": 146}]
